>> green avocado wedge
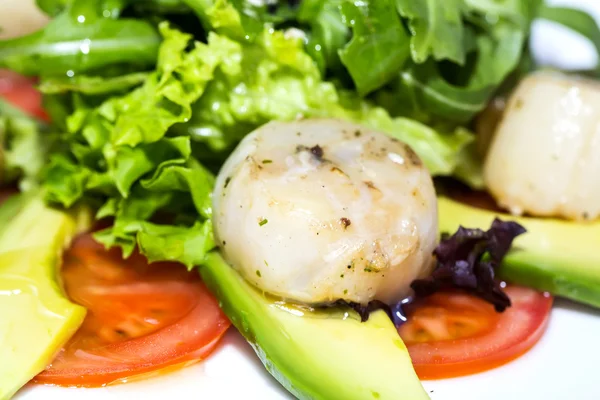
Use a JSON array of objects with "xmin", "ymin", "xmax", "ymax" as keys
[
  {"xmin": 0, "ymin": 192, "xmax": 91, "ymax": 399},
  {"xmin": 201, "ymin": 252, "xmax": 429, "ymax": 400},
  {"xmin": 438, "ymin": 196, "xmax": 600, "ymax": 309}
]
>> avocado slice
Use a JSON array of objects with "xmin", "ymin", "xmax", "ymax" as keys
[
  {"xmin": 438, "ymin": 196, "xmax": 600, "ymax": 308},
  {"xmin": 201, "ymin": 252, "xmax": 429, "ymax": 400},
  {"xmin": 0, "ymin": 192, "xmax": 91, "ymax": 399}
]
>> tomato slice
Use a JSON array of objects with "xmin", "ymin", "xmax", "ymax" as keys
[
  {"xmin": 0, "ymin": 69, "xmax": 49, "ymax": 122},
  {"xmin": 398, "ymin": 285, "xmax": 553, "ymax": 380},
  {"xmin": 33, "ymin": 234, "xmax": 231, "ymax": 387}
]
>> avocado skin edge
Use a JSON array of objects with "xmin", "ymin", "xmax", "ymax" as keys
[
  {"xmin": 438, "ymin": 196, "xmax": 600, "ymax": 309},
  {"xmin": 201, "ymin": 252, "xmax": 429, "ymax": 400}
]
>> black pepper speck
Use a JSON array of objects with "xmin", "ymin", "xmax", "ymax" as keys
[
  {"xmin": 365, "ymin": 181, "xmax": 378, "ymax": 190},
  {"xmin": 310, "ymin": 145, "xmax": 324, "ymax": 160},
  {"xmin": 340, "ymin": 217, "xmax": 351, "ymax": 229}
]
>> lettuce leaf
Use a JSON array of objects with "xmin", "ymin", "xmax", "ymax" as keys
[
  {"xmin": 39, "ymin": 5, "xmax": 476, "ymax": 267},
  {"xmin": 13, "ymin": 0, "xmax": 553, "ymax": 272},
  {"xmin": 174, "ymin": 20, "xmax": 473, "ymax": 176},
  {"xmin": 3, "ymin": 0, "xmax": 599, "ymax": 275},
  {"xmin": 0, "ymin": 99, "xmax": 48, "ymax": 190},
  {"xmin": 42, "ymin": 22, "xmax": 225, "ymax": 265}
]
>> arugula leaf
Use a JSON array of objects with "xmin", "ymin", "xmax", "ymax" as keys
[
  {"xmin": 130, "ymin": 0, "xmax": 191, "ymax": 14},
  {"xmin": 395, "ymin": 0, "xmax": 466, "ymax": 65},
  {"xmin": 296, "ymin": 0, "xmax": 348, "ymax": 74},
  {"xmin": 375, "ymin": 3, "xmax": 532, "ymax": 124},
  {"xmin": 0, "ymin": 0, "xmax": 160, "ymax": 76},
  {"xmin": 35, "ymin": 0, "xmax": 70, "ymax": 16},
  {"xmin": 338, "ymin": 0, "xmax": 411, "ymax": 96},
  {"xmin": 37, "ymin": 0, "xmax": 193, "ymax": 18},
  {"xmin": 38, "ymin": 72, "xmax": 150, "ymax": 95},
  {"xmin": 464, "ymin": 0, "xmax": 540, "ymax": 26}
]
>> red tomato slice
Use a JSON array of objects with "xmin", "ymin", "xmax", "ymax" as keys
[
  {"xmin": 398, "ymin": 285, "xmax": 553, "ymax": 380},
  {"xmin": 0, "ymin": 69, "xmax": 49, "ymax": 122},
  {"xmin": 34, "ymin": 234, "xmax": 231, "ymax": 387}
]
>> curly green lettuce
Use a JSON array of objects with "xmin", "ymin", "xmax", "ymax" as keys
[
  {"xmin": 5, "ymin": 0, "xmax": 595, "ymax": 268},
  {"xmin": 32, "ymin": 5, "xmax": 475, "ymax": 267}
]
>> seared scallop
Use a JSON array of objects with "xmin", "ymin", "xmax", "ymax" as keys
[
  {"xmin": 484, "ymin": 71, "xmax": 600, "ymax": 221},
  {"xmin": 213, "ymin": 118, "xmax": 438, "ymax": 305}
]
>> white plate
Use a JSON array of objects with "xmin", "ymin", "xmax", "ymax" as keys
[
  {"xmin": 12, "ymin": 0, "xmax": 600, "ymax": 399},
  {"xmin": 15, "ymin": 299, "xmax": 600, "ymax": 400}
]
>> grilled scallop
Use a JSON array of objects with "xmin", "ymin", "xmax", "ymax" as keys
[
  {"xmin": 484, "ymin": 71, "xmax": 600, "ymax": 221},
  {"xmin": 213, "ymin": 118, "xmax": 438, "ymax": 305}
]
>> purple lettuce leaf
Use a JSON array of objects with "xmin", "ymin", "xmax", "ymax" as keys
[{"xmin": 411, "ymin": 218, "xmax": 526, "ymax": 312}]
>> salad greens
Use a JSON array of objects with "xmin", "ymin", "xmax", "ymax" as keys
[
  {"xmin": 338, "ymin": 0, "xmax": 411, "ymax": 96},
  {"xmin": 0, "ymin": 4, "xmax": 161, "ymax": 76},
  {"xmin": 0, "ymin": 98, "xmax": 47, "ymax": 190},
  {"xmin": 412, "ymin": 218, "xmax": 527, "ymax": 312},
  {"xmin": 0, "ymin": 0, "xmax": 597, "ymax": 268}
]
